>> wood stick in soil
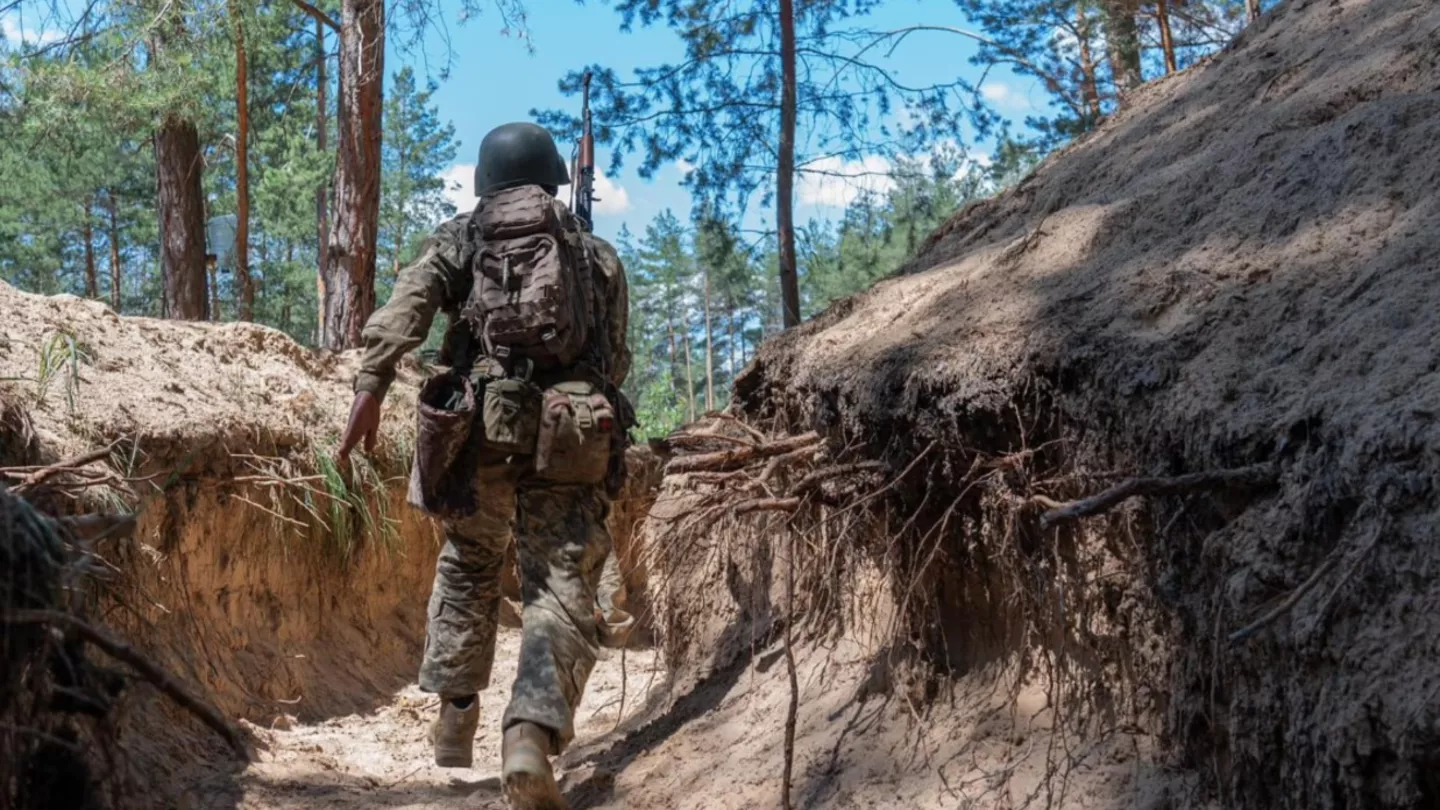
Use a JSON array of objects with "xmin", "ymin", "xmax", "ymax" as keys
[
  {"xmin": 1036, "ymin": 464, "xmax": 1276, "ymax": 528},
  {"xmin": 664, "ymin": 431, "xmax": 821, "ymax": 475},
  {"xmin": 3, "ymin": 443, "xmax": 119, "ymax": 493},
  {"xmin": 5, "ymin": 609, "xmax": 248, "ymax": 759},
  {"xmin": 791, "ymin": 461, "xmax": 886, "ymax": 496},
  {"xmin": 733, "ymin": 497, "xmax": 801, "ymax": 516}
]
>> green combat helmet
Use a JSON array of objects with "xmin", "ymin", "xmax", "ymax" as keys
[{"xmin": 474, "ymin": 122, "xmax": 571, "ymax": 197}]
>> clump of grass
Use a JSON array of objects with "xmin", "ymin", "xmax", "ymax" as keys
[
  {"xmin": 1, "ymin": 331, "xmax": 90, "ymax": 412},
  {"xmin": 308, "ymin": 442, "xmax": 401, "ymax": 564}
]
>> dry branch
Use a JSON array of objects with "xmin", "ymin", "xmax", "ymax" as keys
[
  {"xmin": 1037, "ymin": 464, "xmax": 1276, "ymax": 528},
  {"xmin": 733, "ymin": 497, "xmax": 801, "ymax": 516},
  {"xmin": 791, "ymin": 461, "xmax": 886, "ymax": 496},
  {"xmin": 1, "ymin": 443, "xmax": 119, "ymax": 494},
  {"xmin": 5, "ymin": 609, "xmax": 248, "ymax": 758},
  {"xmin": 665, "ymin": 432, "xmax": 821, "ymax": 475}
]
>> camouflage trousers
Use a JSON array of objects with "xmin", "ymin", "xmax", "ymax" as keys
[{"xmin": 418, "ymin": 462, "xmax": 621, "ymax": 748}]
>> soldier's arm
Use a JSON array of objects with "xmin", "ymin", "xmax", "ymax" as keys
[
  {"xmin": 353, "ymin": 215, "xmax": 471, "ymax": 399},
  {"xmin": 589, "ymin": 237, "xmax": 631, "ymax": 387}
]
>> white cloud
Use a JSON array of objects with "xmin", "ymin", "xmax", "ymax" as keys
[
  {"xmin": 441, "ymin": 161, "xmax": 631, "ymax": 218},
  {"xmin": 441, "ymin": 163, "xmax": 480, "ymax": 213},
  {"xmin": 675, "ymin": 158, "xmax": 696, "ymax": 176},
  {"xmin": 981, "ymin": 82, "xmax": 1014, "ymax": 104},
  {"xmin": 797, "ymin": 155, "xmax": 896, "ymax": 208},
  {"xmin": 0, "ymin": 13, "xmax": 63, "ymax": 46}
]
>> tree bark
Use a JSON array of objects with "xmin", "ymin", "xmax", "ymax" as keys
[
  {"xmin": 1076, "ymin": 6, "xmax": 1102, "ymax": 124},
  {"xmin": 232, "ymin": 1, "xmax": 254, "ymax": 321},
  {"xmin": 106, "ymin": 194, "xmax": 122, "ymax": 311},
  {"xmin": 1247, "ymin": 0, "xmax": 1262, "ymax": 24},
  {"xmin": 324, "ymin": 0, "xmax": 384, "ymax": 349},
  {"xmin": 702, "ymin": 263, "xmax": 715, "ymax": 411},
  {"xmin": 315, "ymin": 17, "xmax": 329, "ymax": 345},
  {"xmin": 1103, "ymin": 0, "xmax": 1143, "ymax": 99},
  {"xmin": 726, "ymin": 296, "xmax": 737, "ymax": 381},
  {"xmin": 82, "ymin": 197, "xmax": 97, "ymax": 299},
  {"xmin": 776, "ymin": 0, "xmax": 800, "ymax": 328},
  {"xmin": 681, "ymin": 315, "xmax": 696, "ymax": 422},
  {"xmin": 1156, "ymin": 0, "xmax": 1178, "ymax": 75},
  {"xmin": 155, "ymin": 113, "xmax": 209, "ymax": 320}
]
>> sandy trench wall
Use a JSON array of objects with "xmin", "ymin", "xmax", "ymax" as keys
[{"xmin": 691, "ymin": 0, "xmax": 1440, "ymax": 807}]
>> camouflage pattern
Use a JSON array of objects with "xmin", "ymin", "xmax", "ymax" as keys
[
  {"xmin": 417, "ymin": 459, "xmax": 612, "ymax": 749},
  {"xmin": 362, "ymin": 194, "xmax": 632, "ymax": 750}
]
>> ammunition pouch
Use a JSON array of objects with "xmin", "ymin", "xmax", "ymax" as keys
[
  {"xmin": 481, "ymin": 377, "xmax": 542, "ymax": 455},
  {"xmin": 407, "ymin": 371, "xmax": 478, "ymax": 517},
  {"xmin": 534, "ymin": 380, "xmax": 616, "ymax": 486}
]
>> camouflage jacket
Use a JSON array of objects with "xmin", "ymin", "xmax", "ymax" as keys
[{"xmin": 354, "ymin": 211, "xmax": 631, "ymax": 399}]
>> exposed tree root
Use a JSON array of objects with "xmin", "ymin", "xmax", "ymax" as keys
[
  {"xmin": 664, "ymin": 432, "xmax": 822, "ymax": 475},
  {"xmin": 5, "ymin": 609, "xmax": 248, "ymax": 758},
  {"xmin": 1034, "ymin": 463, "xmax": 1277, "ymax": 528}
]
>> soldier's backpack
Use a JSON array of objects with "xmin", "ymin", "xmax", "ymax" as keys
[{"xmin": 461, "ymin": 184, "xmax": 596, "ymax": 370}]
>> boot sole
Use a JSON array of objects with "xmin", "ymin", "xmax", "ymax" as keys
[
  {"xmin": 503, "ymin": 772, "xmax": 567, "ymax": 810},
  {"xmin": 434, "ymin": 748, "xmax": 473, "ymax": 768}
]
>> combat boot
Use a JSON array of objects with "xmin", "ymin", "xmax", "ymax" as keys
[
  {"xmin": 501, "ymin": 721, "xmax": 567, "ymax": 810},
  {"xmin": 430, "ymin": 695, "xmax": 480, "ymax": 768}
]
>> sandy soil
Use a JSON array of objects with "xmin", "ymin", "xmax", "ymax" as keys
[
  {"xmin": 230, "ymin": 631, "xmax": 662, "ymax": 810},
  {"xmin": 221, "ymin": 628, "xmax": 1156, "ymax": 810}
]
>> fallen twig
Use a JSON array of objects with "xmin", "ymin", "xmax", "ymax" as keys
[
  {"xmin": 5, "ymin": 609, "xmax": 248, "ymax": 758},
  {"xmin": 665, "ymin": 432, "xmax": 822, "ymax": 475},
  {"xmin": 1037, "ymin": 464, "xmax": 1277, "ymax": 528}
]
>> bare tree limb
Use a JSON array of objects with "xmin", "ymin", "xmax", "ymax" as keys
[
  {"xmin": 290, "ymin": 0, "xmax": 339, "ymax": 32},
  {"xmin": 1037, "ymin": 464, "xmax": 1276, "ymax": 528}
]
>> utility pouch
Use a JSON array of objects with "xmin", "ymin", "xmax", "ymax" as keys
[
  {"xmin": 534, "ymin": 380, "xmax": 616, "ymax": 485},
  {"xmin": 481, "ymin": 377, "xmax": 541, "ymax": 456},
  {"xmin": 408, "ymin": 371, "xmax": 477, "ymax": 516}
]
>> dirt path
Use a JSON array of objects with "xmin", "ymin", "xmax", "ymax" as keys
[{"xmin": 233, "ymin": 629, "xmax": 662, "ymax": 809}]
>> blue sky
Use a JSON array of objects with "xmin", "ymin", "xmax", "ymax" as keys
[
  {"xmin": 388, "ymin": 0, "xmax": 1047, "ymax": 243},
  {"xmin": 2, "ymin": 0, "xmax": 1048, "ymax": 243}
]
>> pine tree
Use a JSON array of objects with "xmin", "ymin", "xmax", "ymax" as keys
[
  {"xmin": 379, "ymin": 66, "xmax": 457, "ymax": 294},
  {"xmin": 538, "ymin": 0, "xmax": 987, "ymax": 330}
]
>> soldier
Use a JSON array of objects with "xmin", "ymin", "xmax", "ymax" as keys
[{"xmin": 337, "ymin": 121, "xmax": 632, "ymax": 810}]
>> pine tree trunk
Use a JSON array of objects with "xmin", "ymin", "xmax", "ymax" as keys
[
  {"xmin": 1076, "ymin": 6, "xmax": 1103, "ymax": 124},
  {"xmin": 776, "ymin": 0, "xmax": 800, "ymax": 328},
  {"xmin": 1247, "ymin": 0, "xmax": 1262, "ymax": 24},
  {"xmin": 726, "ymin": 298, "xmax": 737, "ymax": 382},
  {"xmin": 702, "ymin": 264, "xmax": 715, "ymax": 411},
  {"xmin": 1103, "ymin": 0, "xmax": 1143, "ymax": 99},
  {"xmin": 1156, "ymin": 0, "xmax": 1178, "ymax": 75},
  {"xmin": 106, "ymin": 195, "xmax": 122, "ymax": 312},
  {"xmin": 232, "ymin": 1, "xmax": 254, "ymax": 321},
  {"xmin": 681, "ymin": 317, "xmax": 696, "ymax": 423},
  {"xmin": 82, "ymin": 198, "xmax": 97, "ymax": 299},
  {"xmin": 324, "ymin": 0, "xmax": 384, "ymax": 349},
  {"xmin": 155, "ymin": 113, "xmax": 209, "ymax": 320},
  {"xmin": 666, "ymin": 314, "xmax": 681, "ymax": 405},
  {"xmin": 315, "ymin": 17, "xmax": 330, "ymax": 345}
]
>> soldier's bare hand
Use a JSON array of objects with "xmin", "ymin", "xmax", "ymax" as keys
[{"xmin": 338, "ymin": 391, "xmax": 382, "ymax": 465}]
